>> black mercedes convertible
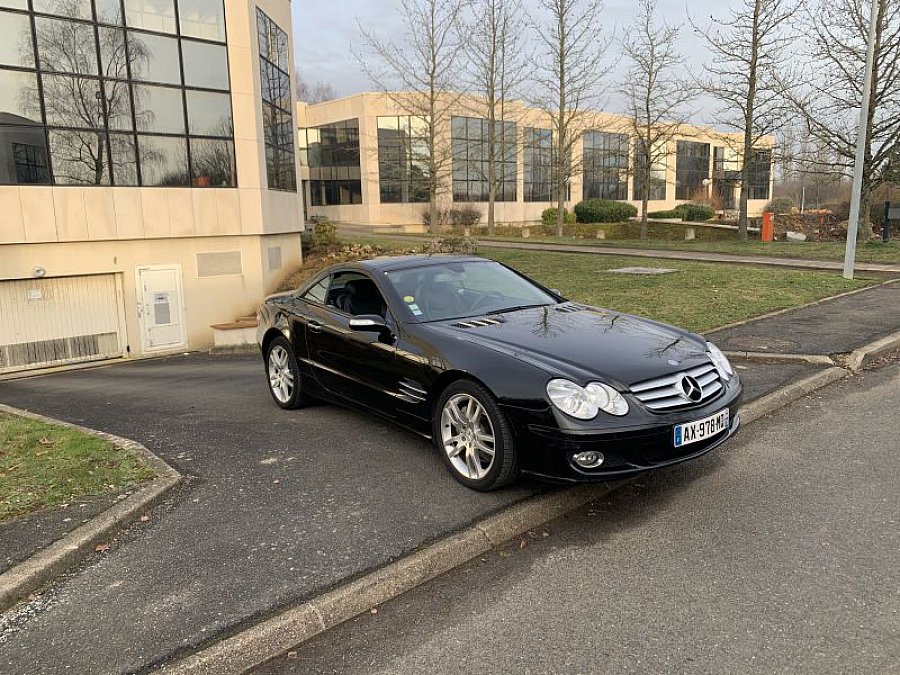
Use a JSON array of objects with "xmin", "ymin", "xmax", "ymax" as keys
[{"xmin": 257, "ymin": 255, "xmax": 741, "ymax": 491}]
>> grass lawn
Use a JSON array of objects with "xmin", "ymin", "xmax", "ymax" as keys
[
  {"xmin": 0, "ymin": 414, "xmax": 155, "ymax": 523},
  {"xmin": 482, "ymin": 235, "xmax": 900, "ymax": 266},
  {"xmin": 481, "ymin": 249, "xmax": 879, "ymax": 333}
]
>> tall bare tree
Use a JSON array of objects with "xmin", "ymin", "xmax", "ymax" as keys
[
  {"xmin": 532, "ymin": 0, "xmax": 612, "ymax": 236},
  {"xmin": 693, "ymin": 0, "xmax": 798, "ymax": 240},
  {"xmin": 295, "ymin": 71, "xmax": 337, "ymax": 104},
  {"xmin": 461, "ymin": 0, "xmax": 529, "ymax": 234},
  {"xmin": 620, "ymin": 0, "xmax": 694, "ymax": 239},
  {"xmin": 781, "ymin": 0, "xmax": 900, "ymax": 242},
  {"xmin": 359, "ymin": 0, "xmax": 469, "ymax": 234}
]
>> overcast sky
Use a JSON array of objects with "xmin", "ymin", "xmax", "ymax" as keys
[{"xmin": 291, "ymin": 0, "xmax": 729, "ymax": 121}]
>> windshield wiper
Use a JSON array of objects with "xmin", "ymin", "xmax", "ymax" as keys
[{"xmin": 488, "ymin": 303, "xmax": 553, "ymax": 315}]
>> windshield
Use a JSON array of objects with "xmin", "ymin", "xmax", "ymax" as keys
[{"xmin": 384, "ymin": 260, "xmax": 558, "ymax": 322}]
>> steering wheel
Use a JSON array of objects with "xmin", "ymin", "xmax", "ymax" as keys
[{"xmin": 468, "ymin": 291, "xmax": 507, "ymax": 314}]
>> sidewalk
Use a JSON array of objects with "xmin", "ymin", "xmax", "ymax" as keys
[
  {"xmin": 0, "ymin": 285, "xmax": 898, "ymax": 674},
  {"xmin": 340, "ymin": 225, "xmax": 900, "ymax": 275}
]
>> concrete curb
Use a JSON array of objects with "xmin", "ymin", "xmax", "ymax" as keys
[
  {"xmin": 0, "ymin": 404, "xmax": 182, "ymax": 613},
  {"xmin": 739, "ymin": 367, "xmax": 850, "ymax": 425},
  {"xmin": 162, "ymin": 482, "xmax": 622, "ymax": 675},
  {"xmin": 845, "ymin": 330, "xmax": 900, "ymax": 371},
  {"xmin": 725, "ymin": 352, "xmax": 836, "ymax": 365}
]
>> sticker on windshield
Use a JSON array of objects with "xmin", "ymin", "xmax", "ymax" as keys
[
  {"xmin": 409, "ymin": 303, "xmax": 423, "ymax": 316},
  {"xmin": 404, "ymin": 295, "xmax": 415, "ymax": 303}
]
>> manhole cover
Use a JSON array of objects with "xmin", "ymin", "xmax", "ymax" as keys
[{"xmin": 607, "ymin": 267, "xmax": 679, "ymax": 275}]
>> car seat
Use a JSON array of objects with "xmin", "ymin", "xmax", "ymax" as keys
[{"xmin": 340, "ymin": 279, "xmax": 386, "ymax": 317}]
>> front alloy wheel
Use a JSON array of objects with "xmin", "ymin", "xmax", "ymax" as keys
[
  {"xmin": 266, "ymin": 336, "xmax": 309, "ymax": 409},
  {"xmin": 435, "ymin": 381, "xmax": 518, "ymax": 491}
]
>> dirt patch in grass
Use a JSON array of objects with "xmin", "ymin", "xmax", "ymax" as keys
[{"xmin": 0, "ymin": 414, "xmax": 156, "ymax": 523}]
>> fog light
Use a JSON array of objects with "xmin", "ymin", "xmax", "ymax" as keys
[{"xmin": 573, "ymin": 451, "xmax": 605, "ymax": 469}]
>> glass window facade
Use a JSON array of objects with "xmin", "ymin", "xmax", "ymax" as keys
[
  {"xmin": 583, "ymin": 131, "xmax": 629, "ymax": 201},
  {"xmin": 300, "ymin": 118, "xmax": 362, "ymax": 206},
  {"xmin": 747, "ymin": 149, "xmax": 772, "ymax": 200},
  {"xmin": 451, "ymin": 116, "xmax": 516, "ymax": 203},
  {"xmin": 523, "ymin": 127, "xmax": 557, "ymax": 202},
  {"xmin": 633, "ymin": 138, "xmax": 667, "ymax": 201},
  {"xmin": 676, "ymin": 141, "xmax": 711, "ymax": 200},
  {"xmin": 0, "ymin": 0, "xmax": 235, "ymax": 188},
  {"xmin": 257, "ymin": 8, "xmax": 295, "ymax": 192},
  {"xmin": 377, "ymin": 115, "xmax": 429, "ymax": 204}
]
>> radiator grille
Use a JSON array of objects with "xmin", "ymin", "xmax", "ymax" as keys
[{"xmin": 630, "ymin": 362, "xmax": 723, "ymax": 412}]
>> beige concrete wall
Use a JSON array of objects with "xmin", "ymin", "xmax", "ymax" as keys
[
  {"xmin": 298, "ymin": 92, "xmax": 775, "ymax": 227},
  {"xmin": 0, "ymin": 232, "xmax": 302, "ymax": 355}
]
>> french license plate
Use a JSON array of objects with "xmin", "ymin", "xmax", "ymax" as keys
[{"xmin": 674, "ymin": 409, "xmax": 730, "ymax": 448}]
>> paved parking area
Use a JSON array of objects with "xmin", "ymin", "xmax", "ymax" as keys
[{"xmin": 0, "ymin": 352, "xmax": 824, "ymax": 673}]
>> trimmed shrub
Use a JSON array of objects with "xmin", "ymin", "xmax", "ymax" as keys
[
  {"xmin": 573, "ymin": 199, "xmax": 638, "ymax": 224},
  {"xmin": 421, "ymin": 236, "xmax": 479, "ymax": 255},
  {"xmin": 448, "ymin": 207, "xmax": 482, "ymax": 228},
  {"xmin": 765, "ymin": 197, "xmax": 795, "ymax": 215},
  {"xmin": 681, "ymin": 204, "xmax": 715, "ymax": 222},
  {"xmin": 647, "ymin": 209, "xmax": 681, "ymax": 219},
  {"xmin": 541, "ymin": 207, "xmax": 577, "ymax": 226},
  {"xmin": 302, "ymin": 220, "xmax": 338, "ymax": 253}
]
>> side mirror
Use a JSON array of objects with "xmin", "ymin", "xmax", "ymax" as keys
[{"xmin": 349, "ymin": 315, "xmax": 392, "ymax": 337}]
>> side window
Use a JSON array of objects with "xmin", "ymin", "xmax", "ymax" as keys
[{"xmin": 301, "ymin": 276, "xmax": 330, "ymax": 304}]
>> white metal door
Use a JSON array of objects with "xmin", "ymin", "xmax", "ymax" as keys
[
  {"xmin": 0, "ymin": 274, "xmax": 125, "ymax": 374},
  {"xmin": 137, "ymin": 266, "xmax": 187, "ymax": 352}
]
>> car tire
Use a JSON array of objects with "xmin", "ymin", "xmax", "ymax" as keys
[
  {"xmin": 265, "ymin": 336, "xmax": 311, "ymax": 410},
  {"xmin": 434, "ymin": 380, "xmax": 519, "ymax": 491}
]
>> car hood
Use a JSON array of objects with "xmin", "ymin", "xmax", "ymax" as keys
[{"xmin": 429, "ymin": 304, "xmax": 710, "ymax": 388}]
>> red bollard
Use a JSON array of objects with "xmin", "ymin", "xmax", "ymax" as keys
[{"xmin": 761, "ymin": 211, "xmax": 775, "ymax": 242}]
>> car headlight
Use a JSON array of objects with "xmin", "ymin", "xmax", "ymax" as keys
[
  {"xmin": 546, "ymin": 379, "xmax": 629, "ymax": 419},
  {"xmin": 707, "ymin": 341, "xmax": 734, "ymax": 381}
]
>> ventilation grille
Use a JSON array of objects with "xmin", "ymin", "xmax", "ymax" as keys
[
  {"xmin": 197, "ymin": 251, "xmax": 242, "ymax": 278},
  {"xmin": 554, "ymin": 303, "xmax": 587, "ymax": 314},
  {"xmin": 452, "ymin": 317, "xmax": 507, "ymax": 329},
  {"xmin": 0, "ymin": 333, "xmax": 119, "ymax": 370},
  {"xmin": 268, "ymin": 246, "xmax": 282, "ymax": 272},
  {"xmin": 630, "ymin": 362, "xmax": 723, "ymax": 412},
  {"xmin": 398, "ymin": 380, "xmax": 427, "ymax": 403}
]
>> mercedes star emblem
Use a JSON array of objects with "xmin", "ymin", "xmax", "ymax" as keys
[{"xmin": 680, "ymin": 375, "xmax": 703, "ymax": 402}]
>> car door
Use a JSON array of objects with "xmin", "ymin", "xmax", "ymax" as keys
[{"xmin": 303, "ymin": 272, "xmax": 399, "ymax": 416}]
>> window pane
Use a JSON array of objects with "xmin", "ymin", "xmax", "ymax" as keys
[
  {"xmin": 0, "ymin": 11, "xmax": 34, "ymax": 68},
  {"xmin": 41, "ymin": 74, "xmax": 104, "ymax": 129},
  {"xmin": 0, "ymin": 69, "xmax": 41, "ymax": 121},
  {"xmin": 190, "ymin": 138, "xmax": 235, "ymax": 187},
  {"xmin": 129, "ymin": 32, "xmax": 180, "ymax": 84},
  {"xmin": 138, "ymin": 134, "xmax": 188, "ymax": 185},
  {"xmin": 181, "ymin": 40, "xmax": 228, "ymax": 90},
  {"xmin": 36, "ymin": 17, "xmax": 98, "ymax": 76},
  {"xmin": 0, "ymin": 0, "xmax": 28, "ymax": 9},
  {"xmin": 98, "ymin": 27, "xmax": 129, "ymax": 79},
  {"xmin": 96, "ymin": 0, "xmax": 125, "ymax": 25},
  {"xmin": 104, "ymin": 80, "xmax": 133, "ymax": 130},
  {"xmin": 48, "ymin": 128, "xmax": 111, "ymax": 185},
  {"xmin": 33, "ymin": 0, "xmax": 92, "ymax": 19},
  {"xmin": 133, "ymin": 84, "xmax": 184, "ymax": 133},
  {"xmin": 124, "ymin": 0, "xmax": 176, "ymax": 34},
  {"xmin": 109, "ymin": 132, "xmax": 138, "ymax": 184},
  {"xmin": 178, "ymin": 0, "xmax": 226, "ymax": 42},
  {"xmin": 0, "ymin": 126, "xmax": 50, "ymax": 185},
  {"xmin": 186, "ymin": 90, "xmax": 232, "ymax": 136}
]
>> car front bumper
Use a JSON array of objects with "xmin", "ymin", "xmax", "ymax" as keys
[{"xmin": 501, "ymin": 387, "xmax": 742, "ymax": 482}]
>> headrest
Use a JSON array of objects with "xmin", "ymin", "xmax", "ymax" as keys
[{"xmin": 344, "ymin": 278, "xmax": 379, "ymax": 299}]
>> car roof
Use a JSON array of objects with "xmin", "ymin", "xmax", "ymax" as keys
[{"xmin": 350, "ymin": 254, "xmax": 487, "ymax": 273}]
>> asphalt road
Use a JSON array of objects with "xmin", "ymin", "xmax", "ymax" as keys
[
  {"xmin": 255, "ymin": 363, "xmax": 900, "ymax": 675},
  {"xmin": 0, "ymin": 354, "xmax": 848, "ymax": 673}
]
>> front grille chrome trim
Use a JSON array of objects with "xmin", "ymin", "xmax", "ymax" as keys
[{"xmin": 630, "ymin": 362, "xmax": 723, "ymax": 412}]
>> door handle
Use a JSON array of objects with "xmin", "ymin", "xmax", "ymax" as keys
[{"xmin": 307, "ymin": 320, "xmax": 324, "ymax": 333}]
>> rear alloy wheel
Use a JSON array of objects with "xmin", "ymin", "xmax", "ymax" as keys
[
  {"xmin": 435, "ymin": 381, "xmax": 518, "ymax": 491},
  {"xmin": 266, "ymin": 336, "xmax": 309, "ymax": 409}
]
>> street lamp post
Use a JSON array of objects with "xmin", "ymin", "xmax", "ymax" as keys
[{"xmin": 843, "ymin": 0, "xmax": 881, "ymax": 280}]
